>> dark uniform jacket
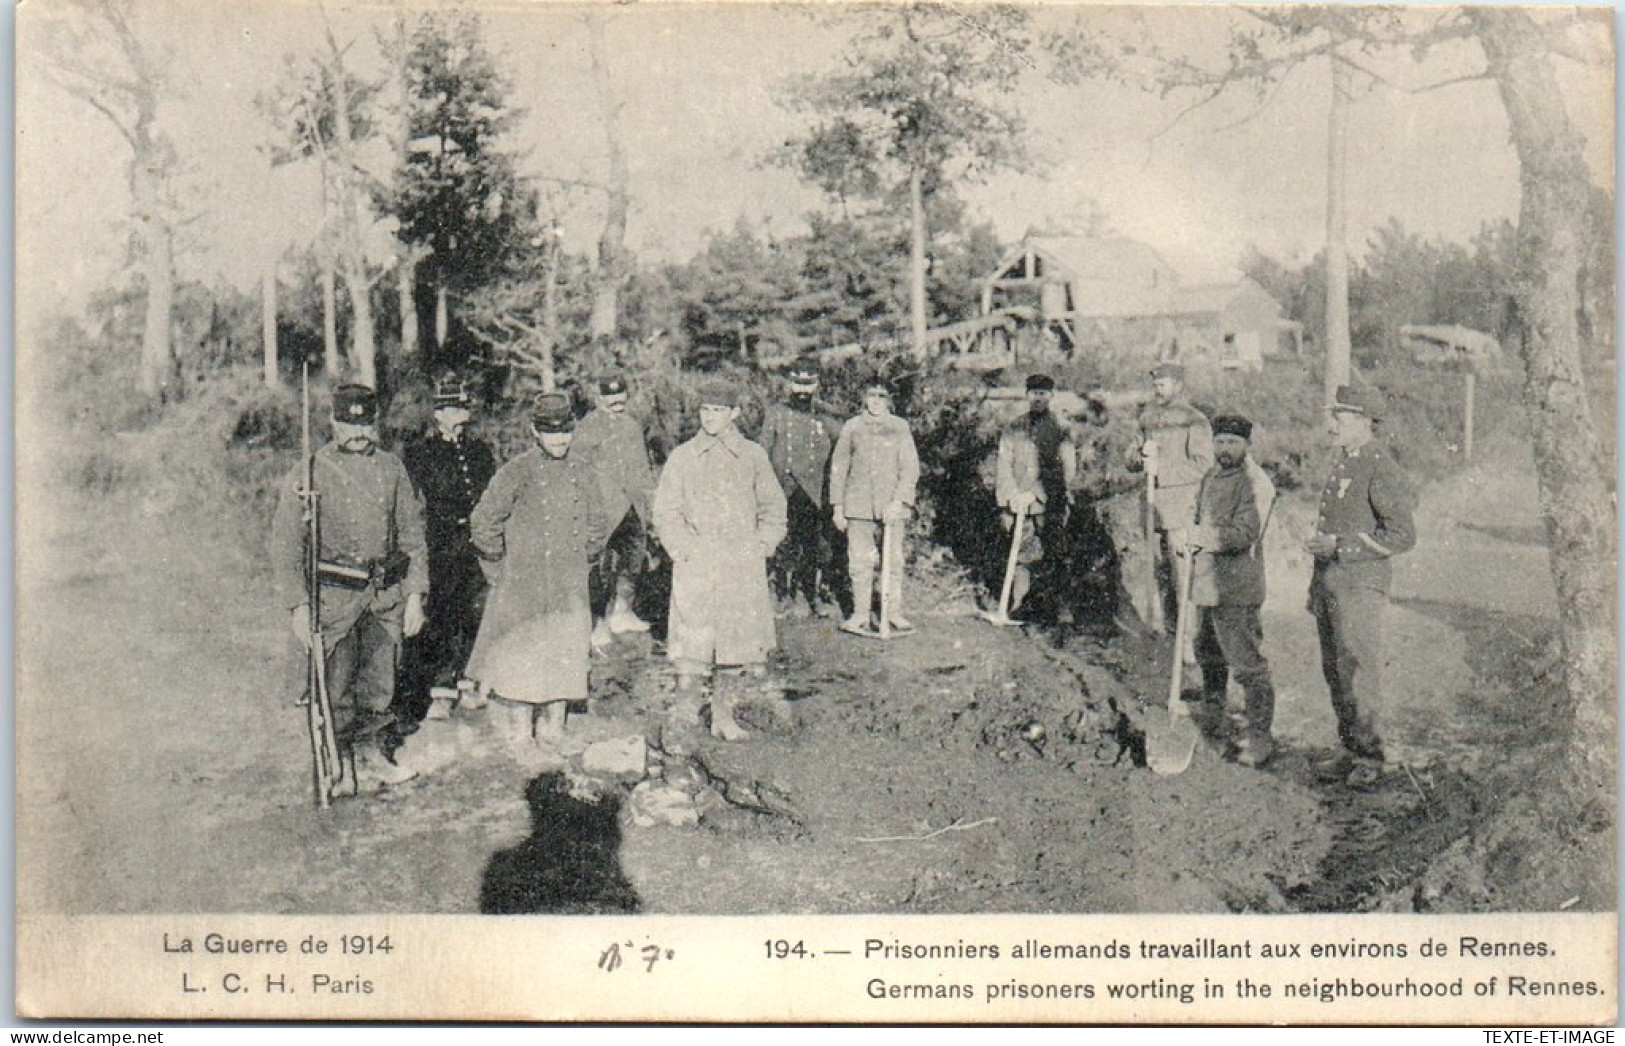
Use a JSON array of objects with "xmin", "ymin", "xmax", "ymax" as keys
[
  {"xmin": 403, "ymin": 431, "xmax": 495, "ymax": 558},
  {"xmin": 1312, "ymin": 442, "xmax": 1417, "ymax": 593},
  {"xmin": 759, "ymin": 401, "xmax": 839, "ymax": 504},
  {"xmin": 270, "ymin": 442, "xmax": 429, "ymax": 610},
  {"xmin": 574, "ymin": 408, "xmax": 655, "ymax": 526},
  {"xmin": 1191, "ymin": 461, "xmax": 1266, "ymax": 607}
]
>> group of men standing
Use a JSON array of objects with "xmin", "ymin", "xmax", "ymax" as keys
[
  {"xmin": 272, "ymin": 355, "xmax": 1414, "ymax": 798},
  {"xmin": 1120, "ymin": 363, "xmax": 1416, "ymax": 782},
  {"xmin": 272, "ymin": 365, "xmax": 925, "ymax": 794}
]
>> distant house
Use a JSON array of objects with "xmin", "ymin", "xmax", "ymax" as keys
[{"xmin": 978, "ymin": 235, "xmax": 1301, "ymax": 371}]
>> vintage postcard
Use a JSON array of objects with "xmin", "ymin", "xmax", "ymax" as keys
[{"xmin": 13, "ymin": 0, "xmax": 1616, "ymax": 1025}]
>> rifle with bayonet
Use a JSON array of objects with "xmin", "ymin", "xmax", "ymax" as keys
[{"xmin": 300, "ymin": 362, "xmax": 345, "ymax": 806}]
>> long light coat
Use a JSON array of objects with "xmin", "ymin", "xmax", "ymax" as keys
[
  {"xmin": 652, "ymin": 427, "xmax": 787, "ymax": 667},
  {"xmin": 466, "ymin": 449, "xmax": 608, "ymax": 704}
]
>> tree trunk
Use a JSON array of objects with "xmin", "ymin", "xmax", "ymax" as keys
[
  {"xmin": 262, "ymin": 263, "xmax": 278, "ymax": 388},
  {"xmin": 541, "ymin": 237, "xmax": 560, "ymax": 392},
  {"xmin": 587, "ymin": 10, "xmax": 629, "ymax": 340},
  {"xmin": 321, "ymin": 253, "xmax": 340, "ymax": 375},
  {"xmin": 132, "ymin": 158, "xmax": 176, "ymax": 400},
  {"xmin": 328, "ymin": 36, "xmax": 377, "ymax": 387},
  {"xmin": 909, "ymin": 166, "xmax": 928, "ymax": 356},
  {"xmin": 435, "ymin": 283, "xmax": 449, "ymax": 349},
  {"xmin": 139, "ymin": 217, "xmax": 176, "ymax": 400},
  {"xmin": 1472, "ymin": 8, "xmax": 1617, "ymax": 802},
  {"xmin": 345, "ymin": 259, "xmax": 377, "ymax": 388},
  {"xmin": 398, "ymin": 252, "xmax": 419, "ymax": 362},
  {"xmin": 1323, "ymin": 54, "xmax": 1353, "ymax": 406}
]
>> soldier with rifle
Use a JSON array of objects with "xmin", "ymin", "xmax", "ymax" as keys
[{"xmin": 271, "ymin": 381, "xmax": 429, "ymax": 800}]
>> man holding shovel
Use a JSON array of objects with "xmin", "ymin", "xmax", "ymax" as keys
[
  {"xmin": 1136, "ymin": 363, "xmax": 1213, "ymax": 662},
  {"xmin": 1185, "ymin": 414, "xmax": 1279, "ymax": 768},
  {"xmin": 993, "ymin": 373, "xmax": 1078, "ymax": 624},
  {"xmin": 830, "ymin": 380, "xmax": 920, "ymax": 637}
]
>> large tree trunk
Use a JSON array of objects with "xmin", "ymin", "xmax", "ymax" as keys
[
  {"xmin": 321, "ymin": 253, "xmax": 340, "ymax": 375},
  {"xmin": 139, "ymin": 219, "xmax": 176, "ymax": 400},
  {"xmin": 397, "ymin": 252, "xmax": 419, "ymax": 362},
  {"xmin": 909, "ymin": 166, "xmax": 928, "ymax": 356},
  {"xmin": 587, "ymin": 10, "xmax": 629, "ymax": 340},
  {"xmin": 133, "ymin": 160, "xmax": 176, "ymax": 400},
  {"xmin": 1472, "ymin": 8, "xmax": 1616, "ymax": 802},
  {"xmin": 344, "ymin": 257, "xmax": 377, "ymax": 388},
  {"xmin": 261, "ymin": 264, "xmax": 278, "ymax": 387},
  {"xmin": 329, "ymin": 54, "xmax": 377, "ymax": 387},
  {"xmin": 1323, "ymin": 54, "xmax": 1353, "ymax": 406},
  {"xmin": 540, "ymin": 236, "xmax": 560, "ymax": 392},
  {"xmin": 434, "ymin": 283, "xmax": 449, "ymax": 350}
]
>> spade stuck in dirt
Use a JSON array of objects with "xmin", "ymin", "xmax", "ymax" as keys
[
  {"xmin": 1146, "ymin": 547, "xmax": 1198, "ymax": 775},
  {"xmin": 980, "ymin": 507, "xmax": 1026, "ymax": 628}
]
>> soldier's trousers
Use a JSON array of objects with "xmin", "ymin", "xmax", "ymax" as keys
[
  {"xmin": 1308, "ymin": 577, "xmax": 1388, "ymax": 760},
  {"xmin": 772, "ymin": 486, "xmax": 831, "ymax": 607},
  {"xmin": 1194, "ymin": 604, "xmax": 1276, "ymax": 740},
  {"xmin": 846, "ymin": 518, "xmax": 904, "ymax": 619},
  {"xmin": 317, "ymin": 581, "xmax": 405, "ymax": 739},
  {"xmin": 397, "ymin": 549, "xmax": 485, "ymax": 721},
  {"xmin": 592, "ymin": 509, "xmax": 647, "ymax": 614}
]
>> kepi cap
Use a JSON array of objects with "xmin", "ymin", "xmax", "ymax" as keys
[
  {"xmin": 1329, "ymin": 384, "xmax": 1385, "ymax": 419},
  {"xmin": 531, "ymin": 392, "xmax": 575, "ymax": 432},
  {"xmin": 596, "ymin": 374, "xmax": 629, "ymax": 396},
  {"xmin": 1212, "ymin": 414, "xmax": 1253, "ymax": 440},
  {"xmin": 1025, "ymin": 373, "xmax": 1056, "ymax": 392},
  {"xmin": 432, "ymin": 376, "xmax": 472, "ymax": 409},
  {"xmin": 786, "ymin": 361, "xmax": 820, "ymax": 385},
  {"xmin": 696, "ymin": 379, "xmax": 739, "ymax": 408},
  {"xmin": 332, "ymin": 384, "xmax": 379, "ymax": 425}
]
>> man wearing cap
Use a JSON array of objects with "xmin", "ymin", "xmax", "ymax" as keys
[
  {"xmin": 829, "ymin": 380, "xmax": 921, "ymax": 635},
  {"xmin": 759, "ymin": 361, "xmax": 841, "ymax": 618},
  {"xmin": 573, "ymin": 373, "xmax": 657, "ymax": 646},
  {"xmin": 652, "ymin": 380, "xmax": 787, "ymax": 740},
  {"xmin": 466, "ymin": 393, "xmax": 609, "ymax": 753},
  {"xmin": 995, "ymin": 373, "xmax": 1078, "ymax": 622},
  {"xmin": 270, "ymin": 384, "xmax": 429, "ymax": 792},
  {"xmin": 1185, "ymin": 414, "xmax": 1279, "ymax": 768},
  {"xmin": 396, "ymin": 375, "xmax": 496, "ymax": 726},
  {"xmin": 1137, "ymin": 362, "xmax": 1213, "ymax": 660},
  {"xmin": 1306, "ymin": 384, "xmax": 1416, "ymax": 788}
]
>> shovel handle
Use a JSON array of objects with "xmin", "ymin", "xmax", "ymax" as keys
[
  {"xmin": 879, "ymin": 517, "xmax": 894, "ymax": 640},
  {"xmin": 1167, "ymin": 545, "xmax": 1196, "ymax": 710},
  {"xmin": 996, "ymin": 507, "xmax": 1025, "ymax": 619}
]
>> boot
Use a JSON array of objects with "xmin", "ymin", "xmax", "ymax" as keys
[
  {"xmin": 607, "ymin": 587, "xmax": 651, "ymax": 634},
  {"xmin": 839, "ymin": 612, "xmax": 871, "ymax": 635},
  {"xmin": 1236, "ymin": 684, "xmax": 1276, "ymax": 767},
  {"xmin": 456, "ymin": 679, "xmax": 487, "ymax": 711},
  {"xmin": 535, "ymin": 701, "xmax": 567, "ymax": 741},
  {"xmin": 1236, "ymin": 733, "xmax": 1277, "ymax": 768},
  {"xmin": 355, "ymin": 740, "xmax": 418, "ymax": 791},
  {"xmin": 709, "ymin": 683, "xmax": 751, "ymax": 742}
]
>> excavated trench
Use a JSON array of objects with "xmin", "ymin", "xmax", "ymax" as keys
[{"xmin": 469, "ymin": 522, "xmax": 1482, "ymax": 916}]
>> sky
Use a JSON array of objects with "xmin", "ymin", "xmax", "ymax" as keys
[{"xmin": 13, "ymin": 1, "xmax": 1616, "ymax": 334}]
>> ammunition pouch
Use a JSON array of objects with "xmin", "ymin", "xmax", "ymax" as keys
[{"xmin": 318, "ymin": 550, "xmax": 412, "ymax": 591}]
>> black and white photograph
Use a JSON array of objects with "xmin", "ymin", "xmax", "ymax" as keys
[{"xmin": 13, "ymin": 0, "xmax": 1617, "ymax": 1025}]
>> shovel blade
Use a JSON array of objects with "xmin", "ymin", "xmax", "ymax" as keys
[{"xmin": 1146, "ymin": 709, "xmax": 1199, "ymax": 775}]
